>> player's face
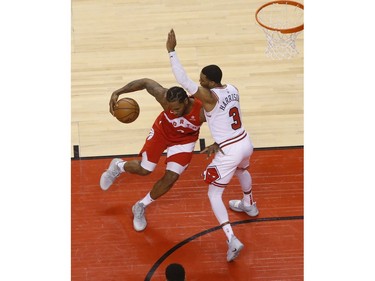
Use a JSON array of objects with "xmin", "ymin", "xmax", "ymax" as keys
[
  {"xmin": 169, "ymin": 99, "xmax": 188, "ymax": 117},
  {"xmin": 199, "ymin": 73, "xmax": 211, "ymax": 89}
]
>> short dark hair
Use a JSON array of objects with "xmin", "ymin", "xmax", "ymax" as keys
[
  {"xmin": 165, "ymin": 263, "xmax": 185, "ymax": 281},
  {"xmin": 166, "ymin": 86, "xmax": 188, "ymax": 103},
  {"xmin": 201, "ymin": 64, "xmax": 222, "ymax": 84}
]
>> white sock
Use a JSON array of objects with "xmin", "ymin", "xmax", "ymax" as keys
[
  {"xmin": 117, "ymin": 161, "xmax": 126, "ymax": 172},
  {"xmin": 139, "ymin": 192, "xmax": 154, "ymax": 207},
  {"xmin": 243, "ymin": 190, "xmax": 254, "ymax": 206},
  {"xmin": 222, "ymin": 223, "xmax": 234, "ymax": 241}
]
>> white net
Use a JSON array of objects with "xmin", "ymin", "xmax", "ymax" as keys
[
  {"xmin": 256, "ymin": 1, "xmax": 304, "ymax": 60},
  {"xmin": 262, "ymin": 28, "xmax": 301, "ymax": 59}
]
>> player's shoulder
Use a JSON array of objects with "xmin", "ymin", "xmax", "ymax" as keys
[
  {"xmin": 227, "ymin": 83, "xmax": 239, "ymax": 92},
  {"xmin": 192, "ymin": 96, "xmax": 203, "ymax": 106}
]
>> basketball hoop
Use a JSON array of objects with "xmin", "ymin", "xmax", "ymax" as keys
[{"xmin": 255, "ymin": 1, "xmax": 304, "ymax": 60}]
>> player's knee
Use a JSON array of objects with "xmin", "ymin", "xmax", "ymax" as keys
[
  {"xmin": 138, "ymin": 168, "xmax": 151, "ymax": 176},
  {"xmin": 207, "ymin": 185, "xmax": 224, "ymax": 201},
  {"xmin": 234, "ymin": 168, "xmax": 247, "ymax": 177},
  {"xmin": 207, "ymin": 186, "xmax": 214, "ymax": 200},
  {"xmin": 163, "ymin": 170, "xmax": 180, "ymax": 186},
  {"xmin": 125, "ymin": 160, "xmax": 152, "ymax": 176}
]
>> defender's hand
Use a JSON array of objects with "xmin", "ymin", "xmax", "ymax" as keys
[
  {"xmin": 200, "ymin": 143, "xmax": 224, "ymax": 158},
  {"xmin": 166, "ymin": 29, "xmax": 177, "ymax": 52}
]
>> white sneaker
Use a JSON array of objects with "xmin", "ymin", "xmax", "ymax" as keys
[
  {"xmin": 227, "ymin": 235, "xmax": 244, "ymax": 262},
  {"xmin": 229, "ymin": 199, "xmax": 259, "ymax": 217},
  {"xmin": 100, "ymin": 158, "xmax": 123, "ymax": 190},
  {"xmin": 132, "ymin": 201, "xmax": 147, "ymax": 231}
]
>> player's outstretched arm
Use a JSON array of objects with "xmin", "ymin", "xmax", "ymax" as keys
[
  {"xmin": 166, "ymin": 29, "xmax": 215, "ymax": 110},
  {"xmin": 166, "ymin": 29, "xmax": 199, "ymax": 96},
  {"xmin": 109, "ymin": 78, "xmax": 167, "ymax": 115}
]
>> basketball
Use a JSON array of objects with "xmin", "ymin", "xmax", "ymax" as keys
[{"xmin": 113, "ymin": 97, "xmax": 140, "ymax": 123}]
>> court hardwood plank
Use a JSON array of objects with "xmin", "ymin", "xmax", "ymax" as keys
[{"xmin": 71, "ymin": 0, "xmax": 303, "ymax": 157}]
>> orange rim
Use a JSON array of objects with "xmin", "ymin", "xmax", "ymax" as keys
[{"xmin": 255, "ymin": 0, "xmax": 304, "ymax": 34}]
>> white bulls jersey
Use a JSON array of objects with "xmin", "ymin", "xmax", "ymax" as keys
[{"xmin": 205, "ymin": 84, "xmax": 247, "ymax": 148}]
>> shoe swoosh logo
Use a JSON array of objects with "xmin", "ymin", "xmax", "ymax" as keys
[{"xmin": 232, "ymin": 248, "xmax": 237, "ymax": 252}]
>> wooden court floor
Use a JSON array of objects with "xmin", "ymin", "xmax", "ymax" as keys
[{"xmin": 71, "ymin": 146, "xmax": 303, "ymax": 281}]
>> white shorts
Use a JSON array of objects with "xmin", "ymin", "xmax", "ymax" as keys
[
  {"xmin": 140, "ymin": 141, "xmax": 196, "ymax": 175},
  {"xmin": 203, "ymin": 134, "xmax": 253, "ymax": 187}
]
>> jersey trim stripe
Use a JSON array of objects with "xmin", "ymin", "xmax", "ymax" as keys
[
  {"xmin": 211, "ymin": 182, "xmax": 227, "ymax": 188},
  {"xmin": 218, "ymin": 131, "xmax": 247, "ymax": 149}
]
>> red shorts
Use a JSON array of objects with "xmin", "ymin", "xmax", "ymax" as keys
[{"xmin": 139, "ymin": 127, "xmax": 196, "ymax": 174}]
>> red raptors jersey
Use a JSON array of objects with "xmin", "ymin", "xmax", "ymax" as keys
[{"xmin": 153, "ymin": 98, "xmax": 203, "ymax": 145}]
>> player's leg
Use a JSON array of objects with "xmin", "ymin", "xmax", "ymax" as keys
[
  {"xmin": 204, "ymin": 147, "xmax": 247, "ymax": 261},
  {"xmin": 207, "ymin": 181, "xmax": 244, "ymax": 262},
  {"xmin": 149, "ymin": 170, "xmax": 180, "ymax": 199},
  {"xmin": 145, "ymin": 142, "xmax": 195, "ymax": 201},
  {"xmin": 132, "ymin": 142, "xmax": 195, "ymax": 231},
  {"xmin": 132, "ymin": 169, "xmax": 180, "ymax": 232},
  {"xmin": 99, "ymin": 127, "xmax": 164, "ymax": 190},
  {"xmin": 228, "ymin": 137, "xmax": 259, "ymax": 216},
  {"xmin": 131, "ymin": 128, "xmax": 169, "ymax": 231},
  {"xmin": 228, "ymin": 168, "xmax": 259, "ymax": 216}
]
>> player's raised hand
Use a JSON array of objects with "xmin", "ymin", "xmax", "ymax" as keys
[{"xmin": 166, "ymin": 28, "xmax": 177, "ymax": 52}]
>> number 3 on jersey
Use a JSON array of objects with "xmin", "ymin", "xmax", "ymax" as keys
[{"xmin": 229, "ymin": 107, "xmax": 242, "ymax": 130}]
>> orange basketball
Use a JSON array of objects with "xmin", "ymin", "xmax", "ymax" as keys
[{"xmin": 113, "ymin": 97, "xmax": 140, "ymax": 123}]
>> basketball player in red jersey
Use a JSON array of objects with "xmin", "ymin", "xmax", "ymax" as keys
[
  {"xmin": 166, "ymin": 29, "xmax": 259, "ymax": 262},
  {"xmin": 100, "ymin": 78, "xmax": 205, "ymax": 232}
]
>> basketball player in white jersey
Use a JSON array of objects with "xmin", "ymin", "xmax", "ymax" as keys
[{"xmin": 166, "ymin": 29, "xmax": 259, "ymax": 262}]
